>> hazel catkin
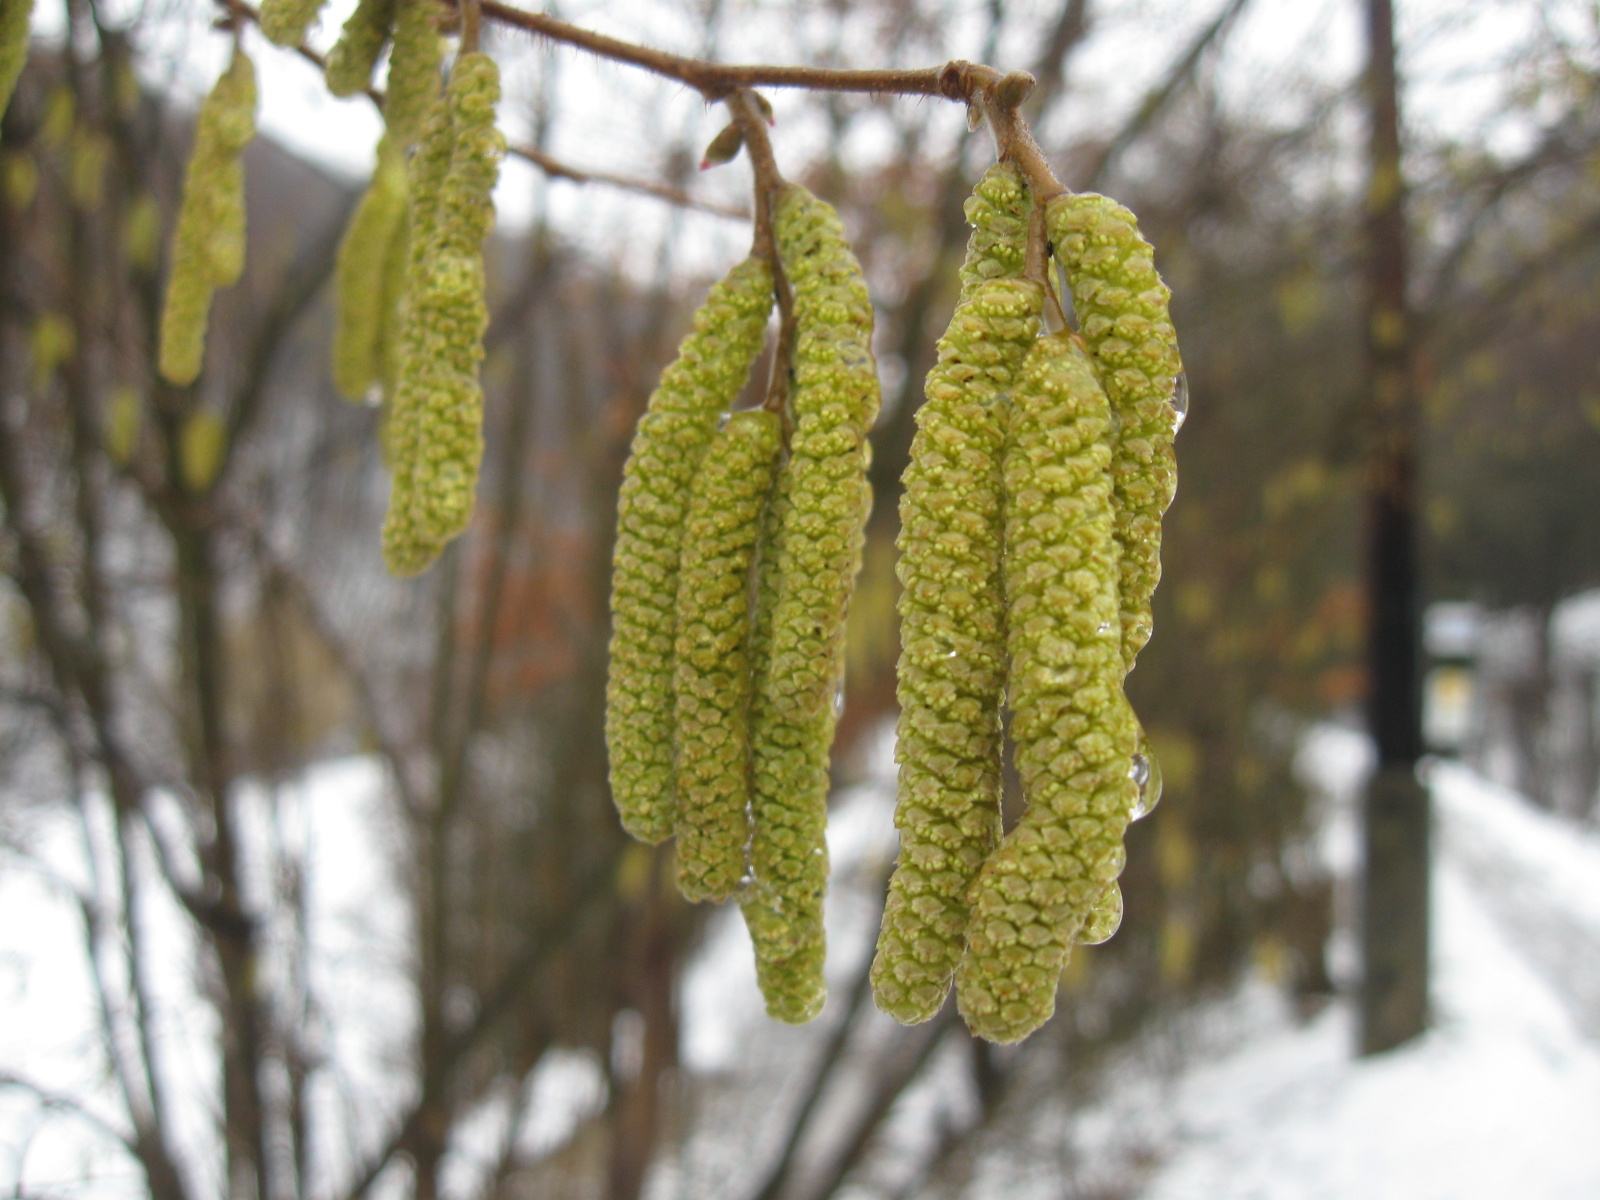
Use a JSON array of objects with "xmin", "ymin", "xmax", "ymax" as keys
[
  {"xmin": 957, "ymin": 161, "xmax": 1030, "ymax": 299},
  {"xmin": 323, "ymin": 0, "xmax": 396, "ymax": 98},
  {"xmin": 673, "ymin": 408, "xmax": 782, "ymax": 903},
  {"xmin": 953, "ymin": 331, "xmax": 1138, "ymax": 1045},
  {"xmin": 606, "ymin": 256, "xmax": 774, "ymax": 846},
  {"xmin": 380, "ymin": 51, "xmax": 503, "ymax": 576},
  {"xmin": 258, "ymin": 0, "xmax": 324, "ymax": 47},
  {"xmin": 1046, "ymin": 192, "xmax": 1181, "ymax": 671},
  {"xmin": 158, "ymin": 49, "xmax": 256, "ymax": 386},
  {"xmin": 333, "ymin": 135, "xmax": 408, "ymax": 402},
  {"xmin": 382, "ymin": 0, "xmax": 444, "ymax": 146},
  {"xmin": 742, "ymin": 185, "xmax": 880, "ymax": 1023},
  {"xmin": 0, "ymin": 0, "xmax": 34, "ymax": 120},
  {"xmin": 871, "ymin": 276, "xmax": 1043, "ymax": 1026}
]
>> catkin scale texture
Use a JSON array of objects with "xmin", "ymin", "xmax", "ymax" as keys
[
  {"xmin": 606, "ymin": 256, "xmax": 774, "ymax": 846},
  {"xmin": 957, "ymin": 162, "xmax": 1030, "ymax": 299},
  {"xmin": 954, "ymin": 331, "xmax": 1138, "ymax": 1045},
  {"xmin": 871, "ymin": 277, "xmax": 1042, "ymax": 1026},
  {"xmin": 742, "ymin": 186, "xmax": 880, "ymax": 1024},
  {"xmin": 1047, "ymin": 193, "xmax": 1180, "ymax": 670},
  {"xmin": 158, "ymin": 50, "xmax": 256, "ymax": 387},
  {"xmin": 673, "ymin": 409, "xmax": 782, "ymax": 903},
  {"xmin": 380, "ymin": 53, "xmax": 503, "ymax": 577}
]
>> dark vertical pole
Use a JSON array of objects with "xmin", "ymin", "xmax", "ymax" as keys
[{"xmin": 1359, "ymin": 0, "xmax": 1429, "ymax": 1055}]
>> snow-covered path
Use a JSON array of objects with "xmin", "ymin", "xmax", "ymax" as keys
[{"xmin": 1139, "ymin": 740, "xmax": 1600, "ymax": 1200}]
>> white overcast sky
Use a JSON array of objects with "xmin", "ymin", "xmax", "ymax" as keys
[{"xmin": 31, "ymin": 0, "xmax": 1594, "ymax": 279}]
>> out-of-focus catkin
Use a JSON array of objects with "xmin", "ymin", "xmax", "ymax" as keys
[
  {"xmin": 1046, "ymin": 192, "xmax": 1181, "ymax": 671},
  {"xmin": 954, "ymin": 331, "xmax": 1138, "ymax": 1045},
  {"xmin": 158, "ymin": 49, "xmax": 256, "ymax": 386},
  {"xmin": 333, "ymin": 136, "xmax": 408, "ymax": 402},
  {"xmin": 380, "ymin": 52, "xmax": 502, "ymax": 577},
  {"xmin": 606, "ymin": 256, "xmax": 774, "ymax": 846},
  {"xmin": 259, "ymin": 0, "xmax": 324, "ymax": 46},
  {"xmin": 324, "ymin": 0, "xmax": 396, "ymax": 97},
  {"xmin": 673, "ymin": 408, "xmax": 782, "ymax": 903},
  {"xmin": 0, "ymin": 0, "xmax": 34, "ymax": 119},
  {"xmin": 382, "ymin": 0, "xmax": 443, "ymax": 145},
  {"xmin": 742, "ymin": 185, "xmax": 879, "ymax": 1024}
]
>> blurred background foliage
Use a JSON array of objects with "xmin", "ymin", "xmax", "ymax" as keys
[{"xmin": 0, "ymin": 1, "xmax": 1597, "ymax": 1198}]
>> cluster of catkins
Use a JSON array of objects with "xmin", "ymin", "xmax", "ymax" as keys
[
  {"xmin": 607, "ymin": 163, "xmax": 1180, "ymax": 1043},
  {"xmin": 153, "ymin": 0, "xmax": 502, "ymax": 577},
  {"xmin": 607, "ymin": 185, "xmax": 879, "ymax": 1023}
]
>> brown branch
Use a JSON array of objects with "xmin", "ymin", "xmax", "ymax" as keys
[
  {"xmin": 478, "ymin": 0, "xmax": 984, "ymax": 103},
  {"xmin": 727, "ymin": 90, "xmax": 796, "ymax": 419},
  {"xmin": 745, "ymin": 941, "xmax": 876, "ymax": 1200},
  {"xmin": 336, "ymin": 850, "xmax": 623, "ymax": 1200}
]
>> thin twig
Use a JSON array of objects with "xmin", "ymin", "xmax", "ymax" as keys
[
  {"xmin": 479, "ymin": 0, "xmax": 979, "ymax": 102},
  {"xmin": 212, "ymin": 0, "xmax": 739, "ymax": 217},
  {"xmin": 727, "ymin": 90, "xmax": 796, "ymax": 419}
]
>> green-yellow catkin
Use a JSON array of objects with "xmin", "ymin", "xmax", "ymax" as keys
[
  {"xmin": 259, "ymin": 0, "xmax": 324, "ymax": 46},
  {"xmin": 672, "ymin": 408, "xmax": 782, "ymax": 903},
  {"xmin": 379, "ymin": 52, "xmax": 503, "ymax": 577},
  {"xmin": 158, "ymin": 50, "xmax": 256, "ymax": 387},
  {"xmin": 382, "ymin": 0, "xmax": 444, "ymax": 145},
  {"xmin": 324, "ymin": 0, "xmax": 396, "ymax": 98},
  {"xmin": 871, "ymin": 276, "xmax": 1043, "ymax": 1025},
  {"xmin": 957, "ymin": 162, "xmax": 1030, "ymax": 298},
  {"xmin": 1047, "ymin": 192, "xmax": 1181, "ymax": 671},
  {"xmin": 333, "ymin": 136, "xmax": 408, "ymax": 402},
  {"xmin": 179, "ymin": 408, "xmax": 227, "ymax": 493},
  {"xmin": 954, "ymin": 331, "xmax": 1138, "ymax": 1045},
  {"xmin": 605, "ymin": 256, "xmax": 774, "ymax": 845},
  {"xmin": 742, "ymin": 185, "xmax": 880, "ymax": 1024},
  {"xmin": 0, "ymin": 0, "xmax": 33, "ymax": 120},
  {"xmin": 871, "ymin": 165, "xmax": 1034, "ymax": 1025}
]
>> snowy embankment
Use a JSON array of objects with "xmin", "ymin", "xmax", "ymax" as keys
[{"xmin": 1137, "ymin": 728, "xmax": 1600, "ymax": 1200}]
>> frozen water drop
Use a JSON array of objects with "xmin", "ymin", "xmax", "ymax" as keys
[
  {"xmin": 1169, "ymin": 374, "xmax": 1188, "ymax": 431},
  {"xmin": 1129, "ymin": 748, "xmax": 1163, "ymax": 820}
]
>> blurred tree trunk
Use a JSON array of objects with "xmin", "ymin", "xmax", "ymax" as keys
[{"xmin": 1358, "ymin": 0, "xmax": 1429, "ymax": 1056}]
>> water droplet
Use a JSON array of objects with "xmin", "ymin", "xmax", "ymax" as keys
[
  {"xmin": 1169, "ymin": 374, "xmax": 1188, "ymax": 432},
  {"xmin": 1097, "ymin": 620, "xmax": 1116, "ymax": 637},
  {"xmin": 1129, "ymin": 747, "xmax": 1163, "ymax": 820},
  {"xmin": 833, "ymin": 677, "xmax": 847, "ymax": 717},
  {"xmin": 716, "ymin": 411, "xmax": 733, "ymax": 431},
  {"xmin": 1076, "ymin": 885, "xmax": 1123, "ymax": 945}
]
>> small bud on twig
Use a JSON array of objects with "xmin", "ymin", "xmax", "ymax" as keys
[{"xmin": 700, "ymin": 122, "xmax": 745, "ymax": 169}]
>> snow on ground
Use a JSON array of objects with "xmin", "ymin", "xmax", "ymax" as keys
[
  {"xmin": 6, "ymin": 721, "xmax": 1600, "ymax": 1198},
  {"xmin": 1132, "ymin": 730, "xmax": 1600, "ymax": 1200}
]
